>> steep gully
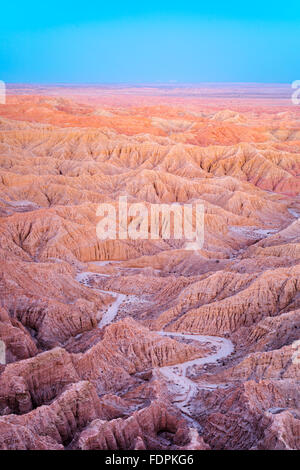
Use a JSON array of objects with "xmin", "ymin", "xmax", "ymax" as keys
[
  {"xmin": 76, "ymin": 270, "xmax": 234, "ymax": 425},
  {"xmin": 74, "ymin": 216, "xmax": 299, "ymax": 423}
]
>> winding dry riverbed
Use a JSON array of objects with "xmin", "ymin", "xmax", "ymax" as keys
[{"xmin": 76, "ymin": 271, "xmax": 234, "ymax": 421}]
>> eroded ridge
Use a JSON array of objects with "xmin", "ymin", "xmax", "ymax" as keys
[{"xmin": 0, "ymin": 87, "xmax": 299, "ymax": 450}]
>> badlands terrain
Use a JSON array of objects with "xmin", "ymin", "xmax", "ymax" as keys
[{"xmin": 0, "ymin": 84, "xmax": 299, "ymax": 450}]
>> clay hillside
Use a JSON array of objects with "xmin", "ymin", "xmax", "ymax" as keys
[{"xmin": 0, "ymin": 86, "xmax": 299, "ymax": 450}]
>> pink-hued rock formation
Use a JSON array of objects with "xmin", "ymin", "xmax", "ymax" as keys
[{"xmin": 0, "ymin": 85, "xmax": 299, "ymax": 450}]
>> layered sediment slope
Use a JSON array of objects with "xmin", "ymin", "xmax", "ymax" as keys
[{"xmin": 0, "ymin": 87, "xmax": 299, "ymax": 450}]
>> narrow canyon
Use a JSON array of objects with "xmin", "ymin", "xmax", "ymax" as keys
[{"xmin": 0, "ymin": 85, "xmax": 299, "ymax": 450}]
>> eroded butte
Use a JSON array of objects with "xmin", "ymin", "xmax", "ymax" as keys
[{"xmin": 0, "ymin": 85, "xmax": 299, "ymax": 450}]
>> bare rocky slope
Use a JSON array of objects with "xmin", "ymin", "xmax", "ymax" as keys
[{"xmin": 0, "ymin": 88, "xmax": 299, "ymax": 450}]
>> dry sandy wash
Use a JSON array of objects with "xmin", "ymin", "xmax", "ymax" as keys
[{"xmin": 0, "ymin": 84, "xmax": 299, "ymax": 450}]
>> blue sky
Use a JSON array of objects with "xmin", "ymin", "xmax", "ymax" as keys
[{"xmin": 1, "ymin": 1, "xmax": 300, "ymax": 83}]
